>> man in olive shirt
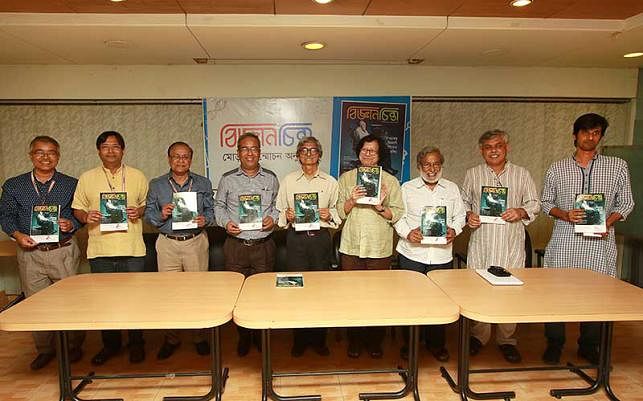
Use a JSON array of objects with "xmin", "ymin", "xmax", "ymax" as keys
[
  {"xmin": 73, "ymin": 131, "xmax": 148, "ymax": 366},
  {"xmin": 276, "ymin": 136, "xmax": 340, "ymax": 357}
]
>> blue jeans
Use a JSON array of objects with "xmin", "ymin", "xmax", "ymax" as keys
[
  {"xmin": 396, "ymin": 254, "xmax": 453, "ymax": 349},
  {"xmin": 89, "ymin": 256, "xmax": 146, "ymax": 350}
]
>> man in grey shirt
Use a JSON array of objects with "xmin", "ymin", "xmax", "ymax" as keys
[{"xmin": 214, "ymin": 132, "xmax": 279, "ymax": 357}]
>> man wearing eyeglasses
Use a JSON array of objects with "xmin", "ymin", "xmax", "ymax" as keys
[
  {"xmin": 0, "ymin": 136, "xmax": 85, "ymax": 370},
  {"xmin": 144, "ymin": 142, "xmax": 215, "ymax": 360},
  {"xmin": 214, "ymin": 132, "xmax": 279, "ymax": 357},
  {"xmin": 275, "ymin": 136, "xmax": 341, "ymax": 358}
]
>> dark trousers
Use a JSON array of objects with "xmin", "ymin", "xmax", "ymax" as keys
[
  {"xmin": 287, "ymin": 228, "xmax": 332, "ymax": 348},
  {"xmin": 89, "ymin": 256, "xmax": 146, "ymax": 350},
  {"xmin": 340, "ymin": 253, "xmax": 390, "ymax": 350},
  {"xmin": 224, "ymin": 236, "xmax": 276, "ymax": 343},
  {"xmin": 397, "ymin": 254, "xmax": 453, "ymax": 349},
  {"xmin": 545, "ymin": 322, "xmax": 601, "ymax": 350}
]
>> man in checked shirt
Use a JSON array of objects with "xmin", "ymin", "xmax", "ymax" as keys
[{"xmin": 541, "ymin": 113, "xmax": 634, "ymax": 365}]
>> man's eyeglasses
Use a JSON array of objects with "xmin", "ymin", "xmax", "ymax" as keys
[
  {"xmin": 239, "ymin": 146, "xmax": 260, "ymax": 154},
  {"xmin": 421, "ymin": 162, "xmax": 442, "ymax": 169},
  {"xmin": 32, "ymin": 151, "xmax": 59, "ymax": 158},
  {"xmin": 299, "ymin": 148, "xmax": 320, "ymax": 155},
  {"xmin": 360, "ymin": 148, "xmax": 378, "ymax": 155},
  {"xmin": 170, "ymin": 155, "xmax": 191, "ymax": 161}
]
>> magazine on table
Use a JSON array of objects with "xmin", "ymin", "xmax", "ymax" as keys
[{"xmin": 276, "ymin": 273, "xmax": 304, "ymax": 288}]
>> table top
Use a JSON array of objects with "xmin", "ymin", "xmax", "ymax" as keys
[
  {"xmin": 233, "ymin": 270, "xmax": 460, "ymax": 329},
  {"xmin": 428, "ymin": 268, "xmax": 643, "ymax": 324},
  {"xmin": 0, "ymin": 271, "xmax": 244, "ymax": 331}
]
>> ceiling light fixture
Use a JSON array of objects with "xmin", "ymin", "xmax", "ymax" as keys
[
  {"xmin": 110, "ymin": 0, "xmax": 126, "ymax": 2},
  {"xmin": 313, "ymin": 0, "xmax": 334, "ymax": 4},
  {"xmin": 510, "ymin": 0, "xmax": 532, "ymax": 7},
  {"xmin": 301, "ymin": 41, "xmax": 325, "ymax": 50},
  {"xmin": 623, "ymin": 52, "xmax": 643, "ymax": 58}
]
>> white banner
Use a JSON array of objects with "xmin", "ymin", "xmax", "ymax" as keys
[{"xmin": 205, "ymin": 97, "xmax": 333, "ymax": 190}]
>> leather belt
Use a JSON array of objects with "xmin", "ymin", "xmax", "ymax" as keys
[
  {"xmin": 229, "ymin": 235, "xmax": 271, "ymax": 247},
  {"xmin": 36, "ymin": 237, "xmax": 72, "ymax": 252},
  {"xmin": 164, "ymin": 232, "xmax": 201, "ymax": 241}
]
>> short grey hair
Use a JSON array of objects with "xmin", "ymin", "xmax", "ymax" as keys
[
  {"xmin": 416, "ymin": 146, "xmax": 444, "ymax": 167},
  {"xmin": 478, "ymin": 129, "xmax": 509, "ymax": 146},
  {"xmin": 237, "ymin": 132, "xmax": 261, "ymax": 149},
  {"xmin": 296, "ymin": 136, "xmax": 323, "ymax": 158}
]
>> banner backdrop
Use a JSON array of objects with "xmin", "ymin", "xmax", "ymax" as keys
[
  {"xmin": 204, "ymin": 97, "xmax": 333, "ymax": 190},
  {"xmin": 330, "ymin": 96, "xmax": 411, "ymax": 182}
]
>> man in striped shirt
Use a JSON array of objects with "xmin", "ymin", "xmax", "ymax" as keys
[
  {"xmin": 461, "ymin": 129, "xmax": 540, "ymax": 363},
  {"xmin": 541, "ymin": 113, "xmax": 634, "ymax": 365}
]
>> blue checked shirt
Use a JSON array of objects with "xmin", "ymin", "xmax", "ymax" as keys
[
  {"xmin": 0, "ymin": 171, "xmax": 81, "ymax": 241},
  {"xmin": 542, "ymin": 154, "xmax": 634, "ymax": 277}
]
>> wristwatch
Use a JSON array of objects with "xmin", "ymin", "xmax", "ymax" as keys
[{"xmin": 374, "ymin": 206, "xmax": 386, "ymax": 213}]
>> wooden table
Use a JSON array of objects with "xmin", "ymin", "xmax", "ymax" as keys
[
  {"xmin": 0, "ymin": 271, "xmax": 244, "ymax": 401},
  {"xmin": 428, "ymin": 268, "xmax": 643, "ymax": 401},
  {"xmin": 233, "ymin": 270, "xmax": 460, "ymax": 401}
]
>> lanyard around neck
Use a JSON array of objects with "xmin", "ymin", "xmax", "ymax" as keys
[
  {"xmin": 103, "ymin": 165, "xmax": 126, "ymax": 192},
  {"xmin": 31, "ymin": 172, "xmax": 56, "ymax": 204},
  {"xmin": 168, "ymin": 175, "xmax": 193, "ymax": 193}
]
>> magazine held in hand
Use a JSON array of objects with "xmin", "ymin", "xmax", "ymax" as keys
[
  {"xmin": 30, "ymin": 205, "xmax": 60, "ymax": 243},
  {"xmin": 238, "ymin": 194, "xmax": 262, "ymax": 230},
  {"xmin": 479, "ymin": 186, "xmax": 508, "ymax": 224},
  {"xmin": 100, "ymin": 192, "xmax": 128, "ymax": 231},
  {"xmin": 420, "ymin": 206, "xmax": 447, "ymax": 244},
  {"xmin": 172, "ymin": 192, "xmax": 198, "ymax": 230},
  {"xmin": 293, "ymin": 192, "xmax": 320, "ymax": 231},
  {"xmin": 356, "ymin": 166, "xmax": 382, "ymax": 205},
  {"xmin": 574, "ymin": 193, "xmax": 606, "ymax": 237}
]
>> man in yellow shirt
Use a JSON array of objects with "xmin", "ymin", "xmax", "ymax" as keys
[{"xmin": 72, "ymin": 131, "xmax": 148, "ymax": 366}]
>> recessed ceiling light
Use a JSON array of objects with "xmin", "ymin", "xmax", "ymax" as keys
[
  {"xmin": 623, "ymin": 52, "xmax": 643, "ymax": 58},
  {"xmin": 110, "ymin": 0, "xmax": 126, "ymax": 2},
  {"xmin": 301, "ymin": 41, "xmax": 325, "ymax": 50},
  {"xmin": 510, "ymin": 0, "xmax": 532, "ymax": 7},
  {"xmin": 313, "ymin": 0, "xmax": 334, "ymax": 4}
]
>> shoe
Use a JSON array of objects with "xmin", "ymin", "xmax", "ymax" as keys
[
  {"xmin": 237, "ymin": 337, "xmax": 251, "ymax": 357},
  {"xmin": 469, "ymin": 337, "xmax": 483, "ymax": 356},
  {"xmin": 399, "ymin": 345, "xmax": 409, "ymax": 361},
  {"xmin": 129, "ymin": 344, "xmax": 145, "ymax": 363},
  {"xmin": 91, "ymin": 347, "xmax": 119, "ymax": 366},
  {"xmin": 30, "ymin": 353, "xmax": 55, "ymax": 370},
  {"xmin": 312, "ymin": 344, "xmax": 330, "ymax": 357},
  {"xmin": 347, "ymin": 341, "xmax": 361, "ymax": 358},
  {"xmin": 578, "ymin": 346, "xmax": 599, "ymax": 365},
  {"xmin": 429, "ymin": 347, "xmax": 450, "ymax": 362},
  {"xmin": 157, "ymin": 341, "xmax": 180, "ymax": 360},
  {"xmin": 195, "ymin": 341, "xmax": 210, "ymax": 356},
  {"xmin": 368, "ymin": 344, "xmax": 383, "ymax": 359},
  {"xmin": 291, "ymin": 342, "xmax": 306, "ymax": 358},
  {"xmin": 69, "ymin": 348, "xmax": 83, "ymax": 363},
  {"xmin": 498, "ymin": 344, "xmax": 522, "ymax": 363},
  {"xmin": 542, "ymin": 345, "xmax": 562, "ymax": 365}
]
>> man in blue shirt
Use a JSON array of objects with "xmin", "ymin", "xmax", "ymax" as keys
[
  {"xmin": 145, "ymin": 141, "xmax": 215, "ymax": 360},
  {"xmin": 0, "ymin": 136, "xmax": 85, "ymax": 370}
]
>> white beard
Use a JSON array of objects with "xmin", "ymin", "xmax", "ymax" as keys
[{"xmin": 421, "ymin": 170, "xmax": 442, "ymax": 184}]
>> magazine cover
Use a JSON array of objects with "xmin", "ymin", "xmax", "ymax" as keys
[
  {"xmin": 356, "ymin": 166, "xmax": 382, "ymax": 205},
  {"xmin": 275, "ymin": 273, "xmax": 304, "ymax": 288},
  {"xmin": 172, "ymin": 192, "xmax": 198, "ymax": 230},
  {"xmin": 479, "ymin": 186, "xmax": 508, "ymax": 224},
  {"xmin": 574, "ymin": 193, "xmax": 606, "ymax": 235},
  {"xmin": 294, "ymin": 192, "xmax": 320, "ymax": 231},
  {"xmin": 420, "ymin": 206, "xmax": 447, "ymax": 244},
  {"xmin": 238, "ymin": 194, "xmax": 262, "ymax": 230},
  {"xmin": 30, "ymin": 205, "xmax": 60, "ymax": 243},
  {"xmin": 100, "ymin": 192, "xmax": 128, "ymax": 232}
]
